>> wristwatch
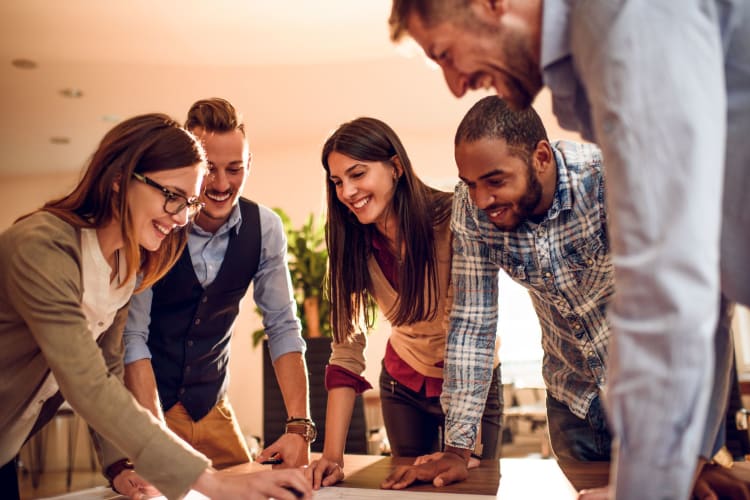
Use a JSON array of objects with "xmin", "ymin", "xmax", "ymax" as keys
[
  {"xmin": 105, "ymin": 458, "xmax": 134, "ymax": 493},
  {"xmin": 285, "ymin": 417, "xmax": 317, "ymax": 443}
]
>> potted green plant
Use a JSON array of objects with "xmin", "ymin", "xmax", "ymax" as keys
[
  {"xmin": 252, "ymin": 208, "xmax": 330, "ymax": 345},
  {"xmin": 255, "ymin": 208, "xmax": 374, "ymax": 453}
]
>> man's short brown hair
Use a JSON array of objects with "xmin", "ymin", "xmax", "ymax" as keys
[
  {"xmin": 184, "ymin": 97, "xmax": 245, "ymax": 136},
  {"xmin": 389, "ymin": 0, "xmax": 469, "ymax": 41}
]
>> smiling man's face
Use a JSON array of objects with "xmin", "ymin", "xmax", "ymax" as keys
[
  {"xmin": 193, "ymin": 128, "xmax": 250, "ymax": 230},
  {"xmin": 405, "ymin": 3, "xmax": 543, "ymax": 109},
  {"xmin": 456, "ymin": 136, "xmax": 545, "ymax": 230}
]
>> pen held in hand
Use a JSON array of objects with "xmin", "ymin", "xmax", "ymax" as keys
[{"xmin": 260, "ymin": 455, "xmax": 283, "ymax": 465}]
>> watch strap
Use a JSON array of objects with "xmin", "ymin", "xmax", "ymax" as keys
[
  {"xmin": 105, "ymin": 458, "xmax": 134, "ymax": 493},
  {"xmin": 285, "ymin": 417, "xmax": 316, "ymax": 443}
]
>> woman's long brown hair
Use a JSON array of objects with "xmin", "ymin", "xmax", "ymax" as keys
[
  {"xmin": 321, "ymin": 117, "xmax": 452, "ymax": 343},
  {"xmin": 41, "ymin": 113, "xmax": 205, "ymax": 291}
]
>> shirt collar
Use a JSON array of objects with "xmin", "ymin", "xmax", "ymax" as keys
[
  {"xmin": 191, "ymin": 202, "xmax": 243, "ymax": 237},
  {"xmin": 540, "ymin": 0, "xmax": 572, "ymax": 70},
  {"xmin": 545, "ymin": 144, "xmax": 574, "ymax": 221}
]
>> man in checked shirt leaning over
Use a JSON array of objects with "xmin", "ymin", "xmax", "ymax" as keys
[{"xmin": 382, "ymin": 96, "xmax": 735, "ymax": 494}]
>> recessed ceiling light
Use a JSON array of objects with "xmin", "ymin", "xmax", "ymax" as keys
[
  {"xmin": 50, "ymin": 136, "xmax": 71, "ymax": 145},
  {"xmin": 59, "ymin": 88, "xmax": 83, "ymax": 98},
  {"xmin": 11, "ymin": 59, "xmax": 37, "ymax": 70},
  {"xmin": 101, "ymin": 114, "xmax": 121, "ymax": 123}
]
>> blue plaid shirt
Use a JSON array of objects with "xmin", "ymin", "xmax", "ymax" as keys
[{"xmin": 443, "ymin": 140, "xmax": 613, "ymax": 450}]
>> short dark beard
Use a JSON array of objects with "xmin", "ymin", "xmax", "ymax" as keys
[
  {"xmin": 486, "ymin": 160, "xmax": 544, "ymax": 231},
  {"xmin": 462, "ymin": 9, "xmax": 543, "ymax": 110},
  {"xmin": 516, "ymin": 161, "xmax": 544, "ymax": 222},
  {"xmin": 500, "ymin": 30, "xmax": 543, "ymax": 110}
]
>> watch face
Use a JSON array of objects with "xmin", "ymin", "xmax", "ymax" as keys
[
  {"xmin": 286, "ymin": 421, "xmax": 317, "ymax": 443},
  {"xmin": 307, "ymin": 424, "xmax": 317, "ymax": 443}
]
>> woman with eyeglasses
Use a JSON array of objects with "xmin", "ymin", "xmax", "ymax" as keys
[
  {"xmin": 306, "ymin": 117, "xmax": 502, "ymax": 490},
  {"xmin": 0, "ymin": 114, "xmax": 311, "ymax": 500}
]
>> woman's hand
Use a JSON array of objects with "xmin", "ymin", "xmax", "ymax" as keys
[
  {"xmin": 306, "ymin": 456, "xmax": 345, "ymax": 489},
  {"xmin": 112, "ymin": 469, "xmax": 161, "ymax": 499}
]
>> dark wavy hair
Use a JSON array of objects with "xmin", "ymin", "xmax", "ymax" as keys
[
  {"xmin": 41, "ymin": 113, "xmax": 206, "ymax": 291},
  {"xmin": 321, "ymin": 117, "xmax": 452, "ymax": 343}
]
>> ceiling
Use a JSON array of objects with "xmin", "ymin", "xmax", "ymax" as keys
[{"xmin": 1, "ymin": 0, "xmax": 488, "ymax": 176}]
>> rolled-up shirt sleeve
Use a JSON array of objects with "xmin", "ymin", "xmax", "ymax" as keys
[
  {"xmin": 325, "ymin": 364, "xmax": 372, "ymax": 393},
  {"xmin": 123, "ymin": 286, "xmax": 154, "ymax": 365},
  {"xmin": 254, "ymin": 206, "xmax": 305, "ymax": 361}
]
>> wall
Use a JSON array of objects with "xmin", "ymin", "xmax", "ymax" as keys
[{"xmin": 0, "ymin": 172, "xmax": 80, "ymax": 228}]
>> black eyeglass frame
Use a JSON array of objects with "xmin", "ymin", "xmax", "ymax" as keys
[{"xmin": 131, "ymin": 172, "xmax": 204, "ymax": 216}]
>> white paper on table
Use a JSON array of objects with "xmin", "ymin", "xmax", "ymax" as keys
[
  {"xmin": 313, "ymin": 487, "xmax": 493, "ymax": 499},
  {"xmin": 145, "ymin": 490, "xmax": 209, "ymax": 500},
  {"xmin": 40, "ymin": 486, "xmax": 209, "ymax": 500},
  {"xmin": 42, "ymin": 485, "xmax": 493, "ymax": 500},
  {"xmin": 39, "ymin": 486, "xmax": 120, "ymax": 500}
]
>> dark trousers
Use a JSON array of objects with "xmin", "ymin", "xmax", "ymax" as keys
[
  {"xmin": 0, "ymin": 457, "xmax": 20, "ymax": 500},
  {"xmin": 379, "ymin": 362, "xmax": 504, "ymax": 459},
  {"xmin": 0, "ymin": 392, "xmax": 64, "ymax": 500},
  {"xmin": 546, "ymin": 393, "xmax": 612, "ymax": 469}
]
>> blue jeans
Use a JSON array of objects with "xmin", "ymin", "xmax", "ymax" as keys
[
  {"xmin": 379, "ymin": 362, "xmax": 504, "ymax": 458},
  {"xmin": 546, "ymin": 393, "xmax": 612, "ymax": 463}
]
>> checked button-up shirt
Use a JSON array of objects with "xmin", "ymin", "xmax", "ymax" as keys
[{"xmin": 443, "ymin": 140, "xmax": 613, "ymax": 451}]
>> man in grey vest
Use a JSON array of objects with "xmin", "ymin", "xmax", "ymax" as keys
[{"xmin": 119, "ymin": 98, "xmax": 312, "ymax": 486}]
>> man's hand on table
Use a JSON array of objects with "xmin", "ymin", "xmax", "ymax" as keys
[
  {"xmin": 577, "ymin": 462, "xmax": 750, "ymax": 500},
  {"xmin": 255, "ymin": 432, "xmax": 310, "ymax": 468},
  {"xmin": 414, "ymin": 451, "xmax": 481, "ymax": 470},
  {"xmin": 692, "ymin": 463, "xmax": 750, "ymax": 500},
  {"xmin": 306, "ymin": 455, "xmax": 345, "ymax": 489},
  {"xmin": 381, "ymin": 447, "xmax": 470, "ymax": 489}
]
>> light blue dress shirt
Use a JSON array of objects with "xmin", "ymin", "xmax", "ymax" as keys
[
  {"xmin": 541, "ymin": 1, "xmax": 749, "ymax": 498},
  {"xmin": 124, "ymin": 203, "xmax": 304, "ymax": 365}
]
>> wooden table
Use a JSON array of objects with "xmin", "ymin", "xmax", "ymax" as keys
[
  {"xmin": 338, "ymin": 455, "xmax": 604, "ymax": 498},
  {"xmin": 555, "ymin": 459, "xmax": 610, "ymax": 491},
  {"xmin": 42, "ymin": 452, "xmax": 750, "ymax": 499},
  {"xmin": 340, "ymin": 458, "xmax": 750, "ymax": 497}
]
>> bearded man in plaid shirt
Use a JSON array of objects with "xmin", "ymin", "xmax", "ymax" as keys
[{"xmin": 383, "ymin": 96, "xmax": 734, "ymax": 496}]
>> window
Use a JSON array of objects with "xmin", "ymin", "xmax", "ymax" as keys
[{"xmin": 497, "ymin": 270, "xmax": 544, "ymax": 388}]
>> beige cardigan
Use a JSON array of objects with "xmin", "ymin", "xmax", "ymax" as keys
[
  {"xmin": 329, "ymin": 216, "xmax": 454, "ymax": 379},
  {"xmin": 0, "ymin": 212, "xmax": 209, "ymax": 499}
]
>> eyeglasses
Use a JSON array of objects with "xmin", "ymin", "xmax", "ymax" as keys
[{"xmin": 132, "ymin": 172, "xmax": 204, "ymax": 218}]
